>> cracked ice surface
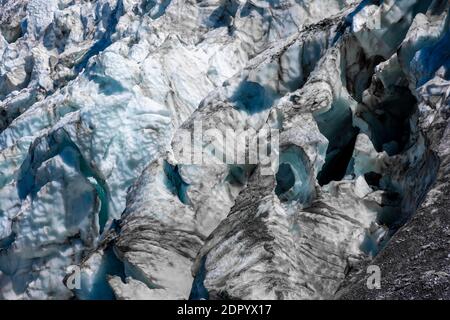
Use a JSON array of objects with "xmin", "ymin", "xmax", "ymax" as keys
[
  {"xmin": 0, "ymin": 0, "xmax": 449, "ymax": 300},
  {"xmin": 0, "ymin": 0, "xmax": 360, "ymax": 299}
]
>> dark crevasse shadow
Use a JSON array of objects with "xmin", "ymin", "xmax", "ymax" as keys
[
  {"xmin": 317, "ymin": 134, "xmax": 358, "ymax": 186},
  {"xmin": 189, "ymin": 256, "xmax": 209, "ymax": 300},
  {"xmin": 207, "ymin": 0, "xmax": 239, "ymax": 29},
  {"xmin": 0, "ymin": 232, "xmax": 16, "ymax": 252},
  {"xmin": 230, "ymin": 81, "xmax": 277, "ymax": 114},
  {"xmin": 74, "ymin": 0, "xmax": 124, "ymax": 74},
  {"xmin": 133, "ymin": 0, "xmax": 172, "ymax": 19},
  {"xmin": 73, "ymin": 244, "xmax": 126, "ymax": 300},
  {"xmin": 313, "ymin": 99, "xmax": 359, "ymax": 186},
  {"xmin": 163, "ymin": 160, "xmax": 190, "ymax": 205},
  {"xmin": 332, "ymin": 0, "xmax": 380, "ymax": 44},
  {"xmin": 360, "ymin": 86, "xmax": 417, "ymax": 155},
  {"xmin": 416, "ymin": 30, "xmax": 450, "ymax": 86}
]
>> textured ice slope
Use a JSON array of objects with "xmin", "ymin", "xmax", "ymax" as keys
[
  {"xmin": 0, "ymin": 0, "xmax": 359, "ymax": 299},
  {"xmin": 111, "ymin": 0, "xmax": 449, "ymax": 300},
  {"xmin": 0, "ymin": 0, "xmax": 449, "ymax": 300}
]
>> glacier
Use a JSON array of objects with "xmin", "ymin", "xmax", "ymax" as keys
[{"xmin": 0, "ymin": 0, "xmax": 449, "ymax": 300}]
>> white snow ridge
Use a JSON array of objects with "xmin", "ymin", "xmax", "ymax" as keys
[{"xmin": 0, "ymin": 0, "xmax": 449, "ymax": 300}]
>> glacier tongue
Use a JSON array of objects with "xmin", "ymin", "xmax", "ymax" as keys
[{"xmin": 0, "ymin": 0, "xmax": 449, "ymax": 300}]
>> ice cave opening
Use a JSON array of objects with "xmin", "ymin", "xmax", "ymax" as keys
[{"xmin": 275, "ymin": 145, "xmax": 315, "ymax": 204}]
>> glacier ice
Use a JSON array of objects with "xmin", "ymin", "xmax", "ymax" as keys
[{"xmin": 0, "ymin": 0, "xmax": 449, "ymax": 299}]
